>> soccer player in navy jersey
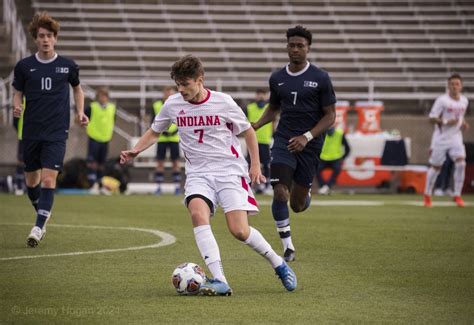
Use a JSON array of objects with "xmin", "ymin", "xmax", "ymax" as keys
[
  {"xmin": 12, "ymin": 11, "xmax": 89, "ymax": 247},
  {"xmin": 252, "ymin": 26, "xmax": 337, "ymax": 262}
]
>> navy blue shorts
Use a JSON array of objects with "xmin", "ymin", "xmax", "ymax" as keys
[
  {"xmin": 87, "ymin": 138, "xmax": 109, "ymax": 164},
  {"xmin": 270, "ymin": 136, "xmax": 320, "ymax": 188},
  {"xmin": 22, "ymin": 139, "xmax": 66, "ymax": 172},
  {"xmin": 156, "ymin": 142, "xmax": 180, "ymax": 161}
]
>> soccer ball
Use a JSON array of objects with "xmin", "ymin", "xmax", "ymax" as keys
[{"xmin": 171, "ymin": 262, "xmax": 206, "ymax": 295}]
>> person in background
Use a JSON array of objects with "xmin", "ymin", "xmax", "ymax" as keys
[
  {"xmin": 423, "ymin": 73, "xmax": 469, "ymax": 208},
  {"xmin": 316, "ymin": 125, "xmax": 351, "ymax": 195},
  {"xmin": 12, "ymin": 11, "xmax": 88, "ymax": 247},
  {"xmin": 85, "ymin": 87, "xmax": 116, "ymax": 194},
  {"xmin": 252, "ymin": 26, "xmax": 336, "ymax": 262},
  {"xmin": 151, "ymin": 86, "xmax": 181, "ymax": 195},
  {"xmin": 12, "ymin": 98, "xmax": 26, "ymax": 195},
  {"xmin": 246, "ymin": 88, "xmax": 273, "ymax": 194}
]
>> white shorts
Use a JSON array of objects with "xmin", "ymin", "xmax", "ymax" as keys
[
  {"xmin": 429, "ymin": 143, "xmax": 466, "ymax": 166},
  {"xmin": 184, "ymin": 174, "xmax": 259, "ymax": 216}
]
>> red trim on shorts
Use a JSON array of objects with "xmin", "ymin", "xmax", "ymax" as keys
[{"xmin": 241, "ymin": 177, "xmax": 258, "ymax": 207}]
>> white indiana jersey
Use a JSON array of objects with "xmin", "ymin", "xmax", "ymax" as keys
[
  {"xmin": 151, "ymin": 89, "xmax": 251, "ymax": 176},
  {"xmin": 429, "ymin": 93, "xmax": 468, "ymax": 148}
]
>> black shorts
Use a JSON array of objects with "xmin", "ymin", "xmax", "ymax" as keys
[
  {"xmin": 156, "ymin": 141, "xmax": 180, "ymax": 161},
  {"xmin": 17, "ymin": 140, "xmax": 24, "ymax": 162},
  {"xmin": 270, "ymin": 136, "xmax": 320, "ymax": 188},
  {"xmin": 23, "ymin": 139, "xmax": 66, "ymax": 172},
  {"xmin": 87, "ymin": 138, "xmax": 109, "ymax": 164}
]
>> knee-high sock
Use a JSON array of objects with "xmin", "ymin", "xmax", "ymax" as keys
[
  {"xmin": 244, "ymin": 227, "xmax": 283, "ymax": 268},
  {"xmin": 36, "ymin": 188, "xmax": 54, "ymax": 229},
  {"xmin": 27, "ymin": 185, "xmax": 41, "ymax": 211},
  {"xmin": 453, "ymin": 161, "xmax": 466, "ymax": 196},
  {"xmin": 193, "ymin": 225, "xmax": 227, "ymax": 283},
  {"xmin": 272, "ymin": 199, "xmax": 294, "ymax": 250},
  {"xmin": 424, "ymin": 167, "xmax": 441, "ymax": 196}
]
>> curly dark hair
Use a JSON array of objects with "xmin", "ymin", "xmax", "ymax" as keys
[
  {"xmin": 28, "ymin": 11, "xmax": 60, "ymax": 39},
  {"xmin": 170, "ymin": 55, "xmax": 205, "ymax": 81},
  {"xmin": 286, "ymin": 25, "xmax": 312, "ymax": 45}
]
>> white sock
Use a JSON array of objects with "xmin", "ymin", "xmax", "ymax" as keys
[
  {"xmin": 453, "ymin": 161, "xmax": 466, "ymax": 196},
  {"xmin": 282, "ymin": 237, "xmax": 294, "ymax": 251},
  {"xmin": 424, "ymin": 167, "xmax": 441, "ymax": 196},
  {"xmin": 193, "ymin": 225, "xmax": 227, "ymax": 283},
  {"xmin": 244, "ymin": 227, "xmax": 283, "ymax": 268}
]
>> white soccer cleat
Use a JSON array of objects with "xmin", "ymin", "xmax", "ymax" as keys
[
  {"xmin": 318, "ymin": 185, "xmax": 330, "ymax": 195},
  {"xmin": 27, "ymin": 226, "xmax": 45, "ymax": 248}
]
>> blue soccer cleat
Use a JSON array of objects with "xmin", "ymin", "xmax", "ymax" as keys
[
  {"xmin": 199, "ymin": 278, "xmax": 233, "ymax": 296},
  {"xmin": 275, "ymin": 261, "xmax": 297, "ymax": 291}
]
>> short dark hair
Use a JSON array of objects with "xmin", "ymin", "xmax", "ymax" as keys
[
  {"xmin": 170, "ymin": 55, "xmax": 204, "ymax": 81},
  {"xmin": 255, "ymin": 88, "xmax": 267, "ymax": 94},
  {"xmin": 286, "ymin": 25, "xmax": 312, "ymax": 45},
  {"xmin": 448, "ymin": 73, "xmax": 462, "ymax": 83}
]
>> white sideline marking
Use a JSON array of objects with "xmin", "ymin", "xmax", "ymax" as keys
[
  {"xmin": 0, "ymin": 224, "xmax": 176, "ymax": 261},
  {"xmin": 258, "ymin": 200, "xmax": 471, "ymax": 207}
]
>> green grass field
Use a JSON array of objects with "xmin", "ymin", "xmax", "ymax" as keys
[{"xmin": 0, "ymin": 194, "xmax": 473, "ymax": 324}]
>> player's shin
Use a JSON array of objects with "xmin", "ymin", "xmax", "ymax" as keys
[
  {"xmin": 35, "ymin": 188, "xmax": 54, "ymax": 229},
  {"xmin": 424, "ymin": 167, "xmax": 441, "ymax": 196},
  {"xmin": 453, "ymin": 161, "xmax": 466, "ymax": 196},
  {"xmin": 27, "ymin": 184, "xmax": 41, "ymax": 211},
  {"xmin": 193, "ymin": 225, "xmax": 227, "ymax": 283},
  {"xmin": 244, "ymin": 227, "xmax": 283, "ymax": 268}
]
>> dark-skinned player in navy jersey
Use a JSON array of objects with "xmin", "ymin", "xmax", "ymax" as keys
[
  {"xmin": 252, "ymin": 25, "xmax": 336, "ymax": 262},
  {"xmin": 12, "ymin": 11, "xmax": 89, "ymax": 247}
]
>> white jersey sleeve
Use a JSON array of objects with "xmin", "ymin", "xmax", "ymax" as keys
[
  {"xmin": 222, "ymin": 94, "xmax": 251, "ymax": 135},
  {"xmin": 151, "ymin": 101, "xmax": 173, "ymax": 133},
  {"xmin": 428, "ymin": 96, "xmax": 445, "ymax": 119}
]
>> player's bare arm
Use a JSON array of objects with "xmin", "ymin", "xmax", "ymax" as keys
[
  {"xmin": 120, "ymin": 128, "xmax": 160, "ymax": 164},
  {"xmin": 73, "ymin": 85, "xmax": 88, "ymax": 127},
  {"xmin": 252, "ymin": 103, "xmax": 279, "ymax": 130},
  {"xmin": 288, "ymin": 103, "xmax": 336, "ymax": 153},
  {"xmin": 12, "ymin": 89, "xmax": 23, "ymax": 118},
  {"xmin": 429, "ymin": 116, "xmax": 459, "ymax": 126},
  {"xmin": 242, "ymin": 127, "xmax": 266, "ymax": 185}
]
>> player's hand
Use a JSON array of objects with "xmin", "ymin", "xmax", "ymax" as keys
[
  {"xmin": 461, "ymin": 120, "xmax": 469, "ymax": 131},
  {"xmin": 249, "ymin": 164, "xmax": 266, "ymax": 185},
  {"xmin": 13, "ymin": 106, "xmax": 23, "ymax": 118},
  {"xmin": 77, "ymin": 113, "xmax": 89, "ymax": 127},
  {"xmin": 251, "ymin": 122, "xmax": 259, "ymax": 131},
  {"xmin": 120, "ymin": 149, "xmax": 140, "ymax": 164},
  {"xmin": 287, "ymin": 135, "xmax": 308, "ymax": 153}
]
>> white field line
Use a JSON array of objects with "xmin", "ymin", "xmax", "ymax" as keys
[
  {"xmin": 0, "ymin": 223, "xmax": 176, "ymax": 261},
  {"xmin": 257, "ymin": 200, "xmax": 472, "ymax": 207}
]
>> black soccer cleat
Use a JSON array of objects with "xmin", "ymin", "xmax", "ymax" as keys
[{"xmin": 283, "ymin": 248, "xmax": 295, "ymax": 262}]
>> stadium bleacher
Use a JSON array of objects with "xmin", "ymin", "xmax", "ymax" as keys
[{"xmin": 23, "ymin": 0, "xmax": 473, "ymax": 112}]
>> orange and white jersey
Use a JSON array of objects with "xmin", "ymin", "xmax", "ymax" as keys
[
  {"xmin": 151, "ymin": 89, "xmax": 250, "ymax": 176},
  {"xmin": 429, "ymin": 93, "xmax": 468, "ymax": 148}
]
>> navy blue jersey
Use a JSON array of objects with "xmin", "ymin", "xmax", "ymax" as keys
[
  {"xmin": 269, "ymin": 62, "xmax": 336, "ymax": 148},
  {"xmin": 12, "ymin": 53, "xmax": 80, "ymax": 141}
]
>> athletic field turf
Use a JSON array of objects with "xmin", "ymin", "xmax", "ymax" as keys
[{"xmin": 1, "ymin": 194, "xmax": 472, "ymax": 324}]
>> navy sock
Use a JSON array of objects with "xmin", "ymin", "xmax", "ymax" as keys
[
  {"xmin": 154, "ymin": 172, "xmax": 164, "ymax": 184},
  {"xmin": 35, "ymin": 188, "xmax": 54, "ymax": 229},
  {"xmin": 272, "ymin": 199, "xmax": 291, "ymax": 239},
  {"xmin": 15, "ymin": 165, "xmax": 25, "ymax": 190},
  {"xmin": 27, "ymin": 185, "xmax": 41, "ymax": 211},
  {"xmin": 97, "ymin": 170, "xmax": 104, "ymax": 188},
  {"xmin": 173, "ymin": 171, "xmax": 181, "ymax": 190},
  {"xmin": 87, "ymin": 169, "xmax": 97, "ymax": 187}
]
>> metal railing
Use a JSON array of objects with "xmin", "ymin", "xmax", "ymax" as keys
[{"xmin": 3, "ymin": 0, "xmax": 29, "ymax": 63}]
